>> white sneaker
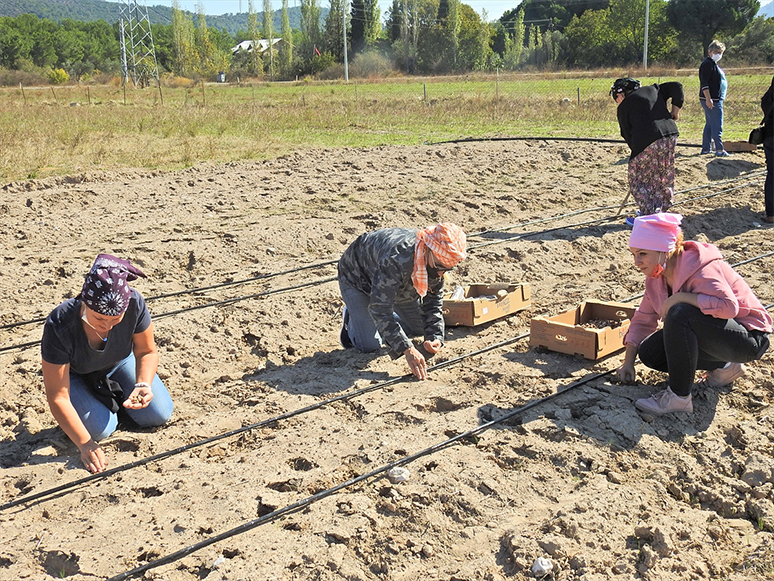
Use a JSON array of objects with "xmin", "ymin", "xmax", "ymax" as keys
[
  {"xmin": 697, "ymin": 362, "xmax": 745, "ymax": 389},
  {"xmin": 635, "ymin": 386, "xmax": 693, "ymax": 415}
]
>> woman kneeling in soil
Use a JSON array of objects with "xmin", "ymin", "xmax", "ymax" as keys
[
  {"xmin": 41, "ymin": 254, "xmax": 174, "ymax": 473},
  {"xmin": 616, "ymin": 214, "xmax": 771, "ymax": 415},
  {"xmin": 338, "ymin": 223, "xmax": 466, "ymax": 380}
]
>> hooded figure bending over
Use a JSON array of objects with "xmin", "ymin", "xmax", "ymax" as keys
[{"xmin": 338, "ymin": 223, "xmax": 467, "ymax": 379}]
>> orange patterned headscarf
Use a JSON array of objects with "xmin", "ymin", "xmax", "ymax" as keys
[{"xmin": 412, "ymin": 223, "xmax": 467, "ymax": 297}]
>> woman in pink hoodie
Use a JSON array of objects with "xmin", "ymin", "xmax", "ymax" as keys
[{"xmin": 617, "ymin": 213, "xmax": 771, "ymax": 415}]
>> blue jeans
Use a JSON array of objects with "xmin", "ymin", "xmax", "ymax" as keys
[
  {"xmin": 638, "ymin": 304, "xmax": 769, "ymax": 397},
  {"xmin": 69, "ymin": 352, "xmax": 174, "ymax": 440},
  {"xmin": 701, "ymin": 99, "xmax": 725, "ymax": 152},
  {"xmin": 339, "ymin": 279, "xmax": 424, "ymax": 353}
]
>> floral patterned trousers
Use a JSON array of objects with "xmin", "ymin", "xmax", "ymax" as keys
[{"xmin": 628, "ymin": 135, "xmax": 677, "ymax": 216}]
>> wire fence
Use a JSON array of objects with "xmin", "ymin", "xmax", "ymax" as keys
[
  {"xmin": 7, "ymin": 67, "xmax": 774, "ymax": 106},
  {"xmin": 2, "ymin": 67, "xmax": 773, "ymax": 182}
]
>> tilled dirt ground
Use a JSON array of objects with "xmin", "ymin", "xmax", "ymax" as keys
[{"xmin": 1, "ymin": 140, "xmax": 774, "ymax": 581}]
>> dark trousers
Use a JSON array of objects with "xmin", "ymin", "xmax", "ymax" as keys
[
  {"xmin": 638, "ymin": 304, "xmax": 769, "ymax": 396},
  {"xmin": 764, "ymin": 138, "xmax": 774, "ymax": 217}
]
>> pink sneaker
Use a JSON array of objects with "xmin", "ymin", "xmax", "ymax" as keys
[
  {"xmin": 635, "ymin": 386, "xmax": 693, "ymax": 415},
  {"xmin": 697, "ymin": 362, "xmax": 745, "ymax": 389}
]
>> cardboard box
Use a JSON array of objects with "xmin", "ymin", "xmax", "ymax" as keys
[
  {"xmin": 724, "ymin": 141, "xmax": 758, "ymax": 153},
  {"xmin": 529, "ymin": 300, "xmax": 636, "ymax": 360},
  {"xmin": 443, "ymin": 283, "xmax": 530, "ymax": 327}
]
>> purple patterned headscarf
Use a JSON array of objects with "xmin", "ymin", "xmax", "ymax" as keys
[{"xmin": 80, "ymin": 254, "xmax": 147, "ymax": 316}]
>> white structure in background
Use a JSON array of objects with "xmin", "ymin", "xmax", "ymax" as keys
[
  {"xmin": 119, "ymin": 0, "xmax": 159, "ymax": 87},
  {"xmin": 231, "ymin": 38, "xmax": 283, "ymax": 55}
]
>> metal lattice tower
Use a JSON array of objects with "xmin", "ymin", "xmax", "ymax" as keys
[{"xmin": 119, "ymin": 0, "xmax": 160, "ymax": 87}]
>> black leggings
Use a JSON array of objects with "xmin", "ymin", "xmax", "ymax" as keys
[{"xmin": 638, "ymin": 303, "xmax": 770, "ymax": 396}]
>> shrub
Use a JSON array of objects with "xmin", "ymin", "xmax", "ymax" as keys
[
  {"xmin": 349, "ymin": 50, "xmax": 396, "ymax": 79},
  {"xmin": 47, "ymin": 68, "xmax": 70, "ymax": 84},
  {"xmin": 0, "ymin": 66, "xmax": 48, "ymax": 87}
]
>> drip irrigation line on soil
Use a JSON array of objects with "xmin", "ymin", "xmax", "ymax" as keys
[
  {"xmin": 0, "ymin": 277, "xmax": 338, "ymax": 355},
  {"xmin": 0, "ymin": 177, "xmax": 767, "ymax": 355},
  {"xmin": 8, "ymin": 248, "xmax": 774, "ymax": 512},
  {"xmin": 0, "ymin": 170, "xmax": 762, "ymax": 335},
  {"xmin": 105, "ymin": 363, "xmax": 609, "ymax": 581},
  {"xmin": 426, "ymin": 135, "xmax": 713, "ymax": 149},
  {"xmin": 0, "ymin": 332, "xmax": 529, "ymax": 511},
  {"xmin": 468, "ymin": 176, "xmax": 765, "ymax": 252},
  {"xmin": 0, "ymin": 177, "xmax": 768, "ymax": 356},
  {"xmin": 0, "ymin": 169, "xmax": 763, "ymax": 336},
  {"xmin": 0, "ymin": 261, "xmax": 340, "ymax": 332}
]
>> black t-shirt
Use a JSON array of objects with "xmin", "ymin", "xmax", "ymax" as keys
[{"xmin": 41, "ymin": 290, "xmax": 151, "ymax": 375}]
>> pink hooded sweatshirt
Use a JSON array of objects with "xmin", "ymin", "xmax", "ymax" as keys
[{"xmin": 625, "ymin": 240, "xmax": 772, "ymax": 347}]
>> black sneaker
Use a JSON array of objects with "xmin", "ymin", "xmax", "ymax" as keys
[{"xmin": 339, "ymin": 307, "xmax": 353, "ymax": 349}]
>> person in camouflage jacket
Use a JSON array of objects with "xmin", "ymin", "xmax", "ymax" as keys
[{"xmin": 338, "ymin": 223, "xmax": 467, "ymax": 379}]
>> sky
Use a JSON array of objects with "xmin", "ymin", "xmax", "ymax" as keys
[{"xmin": 151, "ymin": 0, "xmax": 516, "ymax": 21}]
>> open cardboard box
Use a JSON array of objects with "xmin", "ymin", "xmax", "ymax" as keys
[
  {"xmin": 529, "ymin": 299, "xmax": 637, "ymax": 360},
  {"xmin": 443, "ymin": 283, "xmax": 530, "ymax": 327},
  {"xmin": 724, "ymin": 141, "xmax": 758, "ymax": 153}
]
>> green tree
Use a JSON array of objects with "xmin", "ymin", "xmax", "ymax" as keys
[
  {"xmin": 726, "ymin": 16, "xmax": 774, "ymax": 65},
  {"xmin": 363, "ymin": 0, "xmax": 381, "ymax": 45},
  {"xmin": 300, "ymin": 0, "xmax": 322, "ymax": 60},
  {"xmin": 607, "ymin": 0, "xmax": 675, "ymax": 64},
  {"xmin": 456, "ymin": 3, "xmax": 491, "ymax": 71},
  {"xmin": 171, "ymin": 0, "xmax": 197, "ymax": 75},
  {"xmin": 350, "ymin": 0, "xmax": 366, "ymax": 50},
  {"xmin": 262, "ymin": 0, "xmax": 275, "ymax": 78},
  {"xmin": 501, "ymin": 8, "xmax": 524, "ymax": 69},
  {"xmin": 667, "ymin": 0, "xmax": 759, "ymax": 53},
  {"xmin": 323, "ymin": 0, "xmax": 348, "ymax": 61},
  {"xmin": 0, "ymin": 18, "xmax": 33, "ymax": 69},
  {"xmin": 279, "ymin": 0, "xmax": 294, "ymax": 74},
  {"xmin": 247, "ymin": 0, "xmax": 264, "ymax": 75},
  {"xmin": 562, "ymin": 8, "xmax": 614, "ymax": 67}
]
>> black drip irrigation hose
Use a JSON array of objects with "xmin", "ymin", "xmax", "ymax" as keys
[
  {"xmin": 0, "ymin": 277, "xmax": 338, "ymax": 355},
  {"xmin": 1, "ymin": 182, "xmax": 769, "ymax": 356},
  {"xmin": 0, "ymin": 333, "xmax": 529, "ymax": 511},
  {"xmin": 426, "ymin": 135, "xmax": 716, "ymax": 148},
  {"xmin": 1, "ymin": 171, "xmax": 766, "ymax": 356},
  {"xmin": 0, "ymin": 260, "xmax": 340, "ymax": 332},
  {"xmin": 106, "ymin": 364, "xmax": 609, "ymax": 581},
  {"xmin": 0, "ymin": 169, "xmax": 764, "ymax": 334}
]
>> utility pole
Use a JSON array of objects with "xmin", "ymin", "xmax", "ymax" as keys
[
  {"xmin": 119, "ymin": 0, "xmax": 160, "ymax": 87},
  {"xmin": 642, "ymin": 0, "xmax": 649, "ymax": 70}
]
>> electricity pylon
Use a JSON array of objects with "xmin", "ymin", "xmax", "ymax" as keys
[{"xmin": 119, "ymin": 0, "xmax": 160, "ymax": 87}]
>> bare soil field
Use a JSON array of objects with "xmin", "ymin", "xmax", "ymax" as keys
[{"xmin": 1, "ymin": 140, "xmax": 774, "ymax": 581}]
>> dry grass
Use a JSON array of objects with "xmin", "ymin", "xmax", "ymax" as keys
[{"xmin": 1, "ymin": 70, "xmax": 770, "ymax": 182}]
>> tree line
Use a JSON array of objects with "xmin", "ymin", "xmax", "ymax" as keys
[{"xmin": 0, "ymin": 0, "xmax": 770, "ymax": 85}]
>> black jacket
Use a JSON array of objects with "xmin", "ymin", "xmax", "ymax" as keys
[
  {"xmin": 616, "ymin": 82, "xmax": 684, "ymax": 159},
  {"xmin": 761, "ymin": 76, "xmax": 774, "ymax": 142},
  {"xmin": 699, "ymin": 56, "xmax": 724, "ymax": 100}
]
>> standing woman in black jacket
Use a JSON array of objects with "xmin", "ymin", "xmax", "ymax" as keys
[
  {"xmin": 611, "ymin": 77, "xmax": 684, "ymax": 225},
  {"xmin": 699, "ymin": 40, "xmax": 728, "ymax": 157},
  {"xmin": 761, "ymin": 75, "xmax": 774, "ymax": 224}
]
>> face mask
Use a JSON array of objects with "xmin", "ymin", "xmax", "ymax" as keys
[
  {"xmin": 711, "ymin": 53, "xmax": 722, "ymax": 63},
  {"xmin": 649, "ymin": 253, "xmax": 667, "ymax": 278}
]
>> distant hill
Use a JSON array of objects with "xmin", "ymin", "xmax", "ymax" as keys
[{"xmin": 0, "ymin": 0, "xmax": 317, "ymax": 35}]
